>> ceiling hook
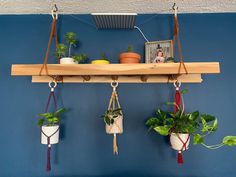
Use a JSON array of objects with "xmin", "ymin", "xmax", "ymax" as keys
[
  {"xmin": 172, "ymin": 3, "xmax": 178, "ymax": 16},
  {"xmin": 53, "ymin": 4, "xmax": 58, "ymax": 12},
  {"xmin": 51, "ymin": 3, "xmax": 58, "ymax": 19}
]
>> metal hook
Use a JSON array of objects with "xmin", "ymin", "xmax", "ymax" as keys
[
  {"xmin": 172, "ymin": 3, "xmax": 178, "ymax": 16},
  {"xmin": 51, "ymin": 4, "xmax": 58, "ymax": 19}
]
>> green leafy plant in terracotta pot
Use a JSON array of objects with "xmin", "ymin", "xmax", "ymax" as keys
[
  {"xmin": 38, "ymin": 108, "xmax": 66, "ymax": 144},
  {"xmin": 56, "ymin": 32, "xmax": 87, "ymax": 64},
  {"xmin": 146, "ymin": 89, "xmax": 236, "ymax": 162},
  {"xmin": 91, "ymin": 53, "xmax": 110, "ymax": 64},
  {"xmin": 119, "ymin": 45, "xmax": 141, "ymax": 63}
]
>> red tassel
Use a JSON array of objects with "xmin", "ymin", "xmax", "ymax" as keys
[
  {"xmin": 175, "ymin": 88, "xmax": 181, "ymax": 112},
  {"xmin": 177, "ymin": 151, "xmax": 184, "ymax": 164}
]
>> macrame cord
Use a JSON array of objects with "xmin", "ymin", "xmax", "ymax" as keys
[
  {"xmin": 41, "ymin": 80, "xmax": 59, "ymax": 171},
  {"xmin": 173, "ymin": 81, "xmax": 190, "ymax": 164},
  {"xmin": 107, "ymin": 81, "xmax": 123, "ymax": 155}
]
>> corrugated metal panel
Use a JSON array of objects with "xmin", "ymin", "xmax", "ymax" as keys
[{"xmin": 91, "ymin": 13, "xmax": 137, "ymax": 29}]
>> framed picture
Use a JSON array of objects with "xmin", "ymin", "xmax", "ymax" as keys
[{"xmin": 145, "ymin": 40, "xmax": 174, "ymax": 63}]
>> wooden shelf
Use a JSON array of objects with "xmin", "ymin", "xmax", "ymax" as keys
[
  {"xmin": 12, "ymin": 62, "xmax": 220, "ymax": 76},
  {"xmin": 32, "ymin": 74, "xmax": 202, "ymax": 83},
  {"xmin": 11, "ymin": 62, "xmax": 220, "ymax": 83}
]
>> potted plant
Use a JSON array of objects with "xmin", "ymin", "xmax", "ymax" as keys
[
  {"xmin": 119, "ymin": 45, "xmax": 141, "ymax": 63},
  {"xmin": 102, "ymin": 108, "xmax": 123, "ymax": 133},
  {"xmin": 56, "ymin": 32, "xmax": 87, "ymax": 64},
  {"xmin": 38, "ymin": 108, "xmax": 66, "ymax": 144},
  {"xmin": 91, "ymin": 53, "xmax": 110, "ymax": 64},
  {"xmin": 146, "ymin": 89, "xmax": 236, "ymax": 162}
]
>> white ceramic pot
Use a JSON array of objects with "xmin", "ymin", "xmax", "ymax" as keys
[
  {"xmin": 170, "ymin": 133, "xmax": 190, "ymax": 151},
  {"xmin": 106, "ymin": 115, "xmax": 123, "ymax": 134},
  {"xmin": 41, "ymin": 125, "xmax": 60, "ymax": 145},
  {"xmin": 60, "ymin": 57, "xmax": 78, "ymax": 64}
]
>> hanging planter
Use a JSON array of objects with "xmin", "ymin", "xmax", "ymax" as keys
[
  {"xmin": 119, "ymin": 45, "xmax": 141, "ymax": 63},
  {"xmin": 102, "ymin": 81, "xmax": 123, "ymax": 155},
  {"xmin": 41, "ymin": 125, "xmax": 60, "ymax": 144},
  {"xmin": 146, "ymin": 84, "xmax": 236, "ymax": 164},
  {"xmin": 55, "ymin": 32, "xmax": 87, "ymax": 64}
]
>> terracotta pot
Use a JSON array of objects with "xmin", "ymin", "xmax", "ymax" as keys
[
  {"xmin": 170, "ymin": 133, "xmax": 190, "ymax": 151},
  {"xmin": 60, "ymin": 57, "xmax": 78, "ymax": 64},
  {"xmin": 106, "ymin": 115, "xmax": 123, "ymax": 134},
  {"xmin": 91, "ymin": 60, "xmax": 110, "ymax": 64},
  {"xmin": 41, "ymin": 125, "xmax": 60, "ymax": 145},
  {"xmin": 119, "ymin": 52, "xmax": 141, "ymax": 63}
]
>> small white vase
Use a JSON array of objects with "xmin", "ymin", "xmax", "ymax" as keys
[
  {"xmin": 170, "ymin": 133, "xmax": 190, "ymax": 151},
  {"xmin": 41, "ymin": 125, "xmax": 60, "ymax": 145},
  {"xmin": 60, "ymin": 57, "xmax": 78, "ymax": 64},
  {"xmin": 106, "ymin": 116, "xmax": 123, "ymax": 134}
]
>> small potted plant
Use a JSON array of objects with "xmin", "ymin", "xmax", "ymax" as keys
[
  {"xmin": 38, "ymin": 108, "xmax": 66, "ymax": 144},
  {"xmin": 146, "ymin": 89, "xmax": 236, "ymax": 162},
  {"xmin": 56, "ymin": 32, "xmax": 87, "ymax": 64},
  {"xmin": 119, "ymin": 45, "xmax": 141, "ymax": 63},
  {"xmin": 91, "ymin": 53, "xmax": 110, "ymax": 64},
  {"xmin": 102, "ymin": 108, "xmax": 123, "ymax": 133}
]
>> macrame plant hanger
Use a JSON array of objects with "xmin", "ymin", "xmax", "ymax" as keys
[
  {"xmin": 173, "ymin": 81, "xmax": 190, "ymax": 164},
  {"xmin": 106, "ymin": 81, "xmax": 123, "ymax": 155},
  {"xmin": 39, "ymin": 4, "xmax": 61, "ymax": 79},
  {"xmin": 41, "ymin": 80, "xmax": 59, "ymax": 171}
]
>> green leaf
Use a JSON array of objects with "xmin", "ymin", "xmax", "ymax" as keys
[
  {"xmin": 39, "ymin": 113, "xmax": 53, "ymax": 119},
  {"xmin": 201, "ymin": 114, "xmax": 215, "ymax": 122},
  {"xmin": 65, "ymin": 32, "xmax": 77, "ymax": 46},
  {"xmin": 104, "ymin": 116, "xmax": 111, "ymax": 125},
  {"xmin": 72, "ymin": 54, "xmax": 87, "ymax": 63},
  {"xmin": 180, "ymin": 89, "xmax": 188, "ymax": 94},
  {"xmin": 54, "ymin": 108, "xmax": 66, "ymax": 117},
  {"xmin": 212, "ymin": 119, "xmax": 218, "ymax": 131},
  {"xmin": 52, "ymin": 117, "xmax": 60, "ymax": 123},
  {"xmin": 37, "ymin": 119, "xmax": 44, "ymax": 126},
  {"xmin": 146, "ymin": 118, "xmax": 159, "ymax": 126},
  {"xmin": 193, "ymin": 134, "xmax": 204, "ymax": 144},
  {"xmin": 56, "ymin": 43, "xmax": 67, "ymax": 58},
  {"xmin": 153, "ymin": 125, "xmax": 171, "ymax": 136},
  {"xmin": 189, "ymin": 111, "xmax": 199, "ymax": 121},
  {"xmin": 223, "ymin": 136, "xmax": 236, "ymax": 146}
]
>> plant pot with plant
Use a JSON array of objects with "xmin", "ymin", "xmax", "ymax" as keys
[
  {"xmin": 38, "ymin": 108, "xmax": 66, "ymax": 144},
  {"xmin": 146, "ymin": 89, "xmax": 236, "ymax": 163},
  {"xmin": 91, "ymin": 53, "xmax": 110, "ymax": 64},
  {"xmin": 56, "ymin": 32, "xmax": 87, "ymax": 64},
  {"xmin": 119, "ymin": 45, "xmax": 141, "ymax": 63}
]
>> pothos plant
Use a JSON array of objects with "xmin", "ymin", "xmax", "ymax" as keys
[
  {"xmin": 37, "ymin": 108, "xmax": 66, "ymax": 126},
  {"xmin": 146, "ymin": 89, "xmax": 236, "ymax": 149},
  {"xmin": 102, "ymin": 108, "xmax": 122, "ymax": 125},
  {"xmin": 55, "ymin": 32, "xmax": 87, "ymax": 63}
]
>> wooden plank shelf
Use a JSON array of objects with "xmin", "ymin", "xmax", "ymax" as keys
[
  {"xmin": 11, "ymin": 62, "xmax": 220, "ymax": 76},
  {"xmin": 32, "ymin": 74, "xmax": 203, "ymax": 83}
]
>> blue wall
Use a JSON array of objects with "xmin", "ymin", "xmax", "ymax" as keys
[{"xmin": 0, "ymin": 13, "xmax": 235, "ymax": 177}]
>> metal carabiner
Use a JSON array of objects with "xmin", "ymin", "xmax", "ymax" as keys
[
  {"xmin": 173, "ymin": 80, "xmax": 181, "ymax": 89},
  {"xmin": 48, "ymin": 80, "xmax": 57, "ymax": 92},
  {"xmin": 51, "ymin": 4, "xmax": 58, "ymax": 19},
  {"xmin": 111, "ymin": 80, "xmax": 118, "ymax": 91}
]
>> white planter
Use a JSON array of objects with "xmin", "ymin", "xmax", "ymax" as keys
[
  {"xmin": 106, "ymin": 115, "xmax": 123, "ymax": 134},
  {"xmin": 170, "ymin": 133, "xmax": 190, "ymax": 151},
  {"xmin": 41, "ymin": 125, "xmax": 60, "ymax": 145},
  {"xmin": 60, "ymin": 57, "xmax": 78, "ymax": 64}
]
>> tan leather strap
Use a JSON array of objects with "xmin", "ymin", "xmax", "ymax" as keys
[
  {"xmin": 173, "ymin": 15, "xmax": 188, "ymax": 74},
  {"xmin": 39, "ymin": 18, "xmax": 59, "ymax": 76}
]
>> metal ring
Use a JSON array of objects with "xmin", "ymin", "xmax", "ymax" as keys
[
  {"xmin": 173, "ymin": 81, "xmax": 181, "ymax": 88},
  {"xmin": 111, "ymin": 81, "xmax": 118, "ymax": 88},
  {"xmin": 48, "ymin": 81, "xmax": 57, "ymax": 88}
]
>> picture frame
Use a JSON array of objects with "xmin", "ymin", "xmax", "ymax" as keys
[{"xmin": 145, "ymin": 40, "xmax": 174, "ymax": 63}]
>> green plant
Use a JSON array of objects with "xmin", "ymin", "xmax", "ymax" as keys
[
  {"xmin": 37, "ymin": 108, "xmax": 66, "ymax": 126},
  {"xmin": 146, "ymin": 89, "xmax": 236, "ymax": 149},
  {"xmin": 100, "ymin": 53, "xmax": 109, "ymax": 61},
  {"xmin": 102, "ymin": 108, "xmax": 122, "ymax": 125},
  {"xmin": 55, "ymin": 32, "xmax": 87, "ymax": 63},
  {"xmin": 127, "ymin": 45, "xmax": 133, "ymax": 52}
]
